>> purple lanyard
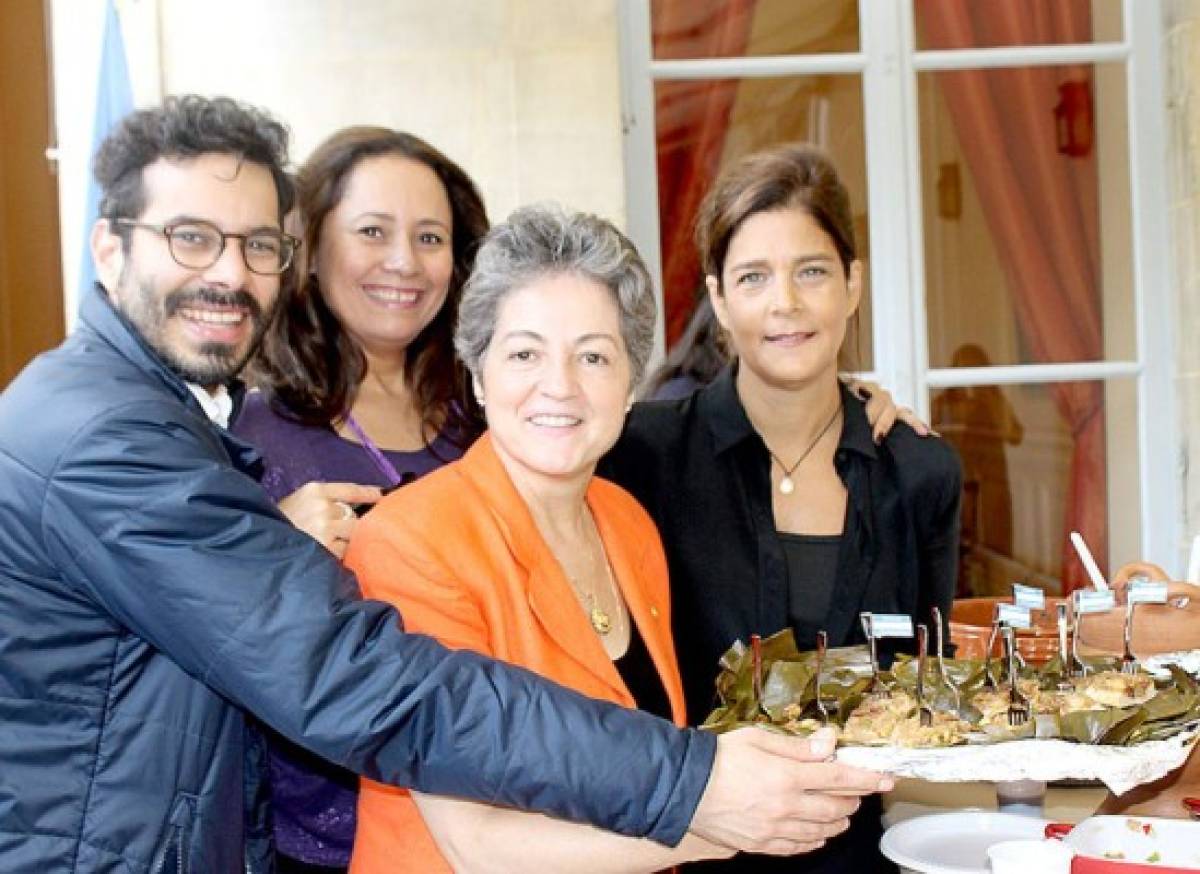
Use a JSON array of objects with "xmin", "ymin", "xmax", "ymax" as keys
[{"xmin": 343, "ymin": 412, "xmax": 406, "ymax": 488}]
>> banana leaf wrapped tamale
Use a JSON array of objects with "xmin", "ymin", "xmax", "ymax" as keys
[{"xmin": 702, "ymin": 629, "xmax": 1200, "ymax": 748}]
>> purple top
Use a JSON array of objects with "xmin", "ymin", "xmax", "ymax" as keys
[{"xmin": 232, "ymin": 391, "xmax": 465, "ymax": 866}]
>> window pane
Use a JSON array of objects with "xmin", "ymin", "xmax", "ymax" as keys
[
  {"xmin": 931, "ymin": 378, "xmax": 1139, "ymax": 597},
  {"xmin": 919, "ymin": 63, "xmax": 1134, "ymax": 368},
  {"xmin": 653, "ymin": 74, "xmax": 873, "ymax": 369},
  {"xmin": 913, "ymin": 0, "xmax": 1123, "ymax": 51},
  {"xmin": 651, "ymin": 0, "xmax": 859, "ymax": 61}
]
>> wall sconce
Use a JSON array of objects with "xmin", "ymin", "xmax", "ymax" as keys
[{"xmin": 1054, "ymin": 80, "xmax": 1093, "ymax": 158}]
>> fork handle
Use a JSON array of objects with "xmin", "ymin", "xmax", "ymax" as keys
[
  {"xmin": 814, "ymin": 630, "xmax": 828, "ymax": 718},
  {"xmin": 916, "ymin": 624, "xmax": 928, "ymax": 706},
  {"xmin": 815, "ymin": 630, "xmax": 827, "ymax": 694},
  {"xmin": 1004, "ymin": 626, "xmax": 1018, "ymax": 688},
  {"xmin": 1123, "ymin": 598, "xmax": 1136, "ymax": 664},
  {"xmin": 1056, "ymin": 603, "xmax": 1069, "ymax": 668}
]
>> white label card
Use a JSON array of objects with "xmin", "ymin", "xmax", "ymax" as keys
[
  {"xmin": 1127, "ymin": 580, "xmax": 1169, "ymax": 605},
  {"xmin": 1012, "ymin": 583, "xmax": 1046, "ymax": 610},
  {"xmin": 1075, "ymin": 589, "xmax": 1116, "ymax": 614},
  {"xmin": 997, "ymin": 603, "xmax": 1032, "ymax": 629},
  {"xmin": 864, "ymin": 613, "xmax": 914, "ymax": 639}
]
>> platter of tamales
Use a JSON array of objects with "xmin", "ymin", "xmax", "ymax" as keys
[{"xmin": 702, "ymin": 630, "xmax": 1200, "ymax": 793}]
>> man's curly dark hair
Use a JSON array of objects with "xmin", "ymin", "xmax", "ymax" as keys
[{"xmin": 94, "ymin": 94, "xmax": 294, "ymax": 233}]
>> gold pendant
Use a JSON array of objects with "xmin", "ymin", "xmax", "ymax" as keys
[
  {"xmin": 590, "ymin": 605, "xmax": 612, "ymax": 635},
  {"xmin": 779, "ymin": 475, "xmax": 795, "ymax": 495}
]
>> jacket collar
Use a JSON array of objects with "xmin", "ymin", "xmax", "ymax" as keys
[
  {"xmin": 455, "ymin": 435, "xmax": 660, "ymax": 708},
  {"xmin": 835, "ymin": 382, "xmax": 879, "ymax": 461},
  {"xmin": 700, "ymin": 362, "xmax": 878, "ymax": 461},
  {"xmin": 698, "ymin": 363, "xmax": 757, "ymax": 457}
]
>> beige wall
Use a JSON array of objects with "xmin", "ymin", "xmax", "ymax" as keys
[
  {"xmin": 1165, "ymin": 1, "xmax": 1200, "ymax": 564},
  {"xmin": 51, "ymin": 0, "xmax": 626, "ymax": 322}
]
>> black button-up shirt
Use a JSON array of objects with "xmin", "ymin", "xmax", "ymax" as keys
[{"xmin": 600, "ymin": 366, "xmax": 962, "ymax": 872}]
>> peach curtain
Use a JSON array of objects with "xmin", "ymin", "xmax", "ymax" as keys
[
  {"xmin": 915, "ymin": 0, "xmax": 1106, "ymax": 592},
  {"xmin": 652, "ymin": 0, "xmax": 757, "ymax": 344}
]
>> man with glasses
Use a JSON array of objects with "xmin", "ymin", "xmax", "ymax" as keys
[{"xmin": 0, "ymin": 96, "xmax": 889, "ymax": 873}]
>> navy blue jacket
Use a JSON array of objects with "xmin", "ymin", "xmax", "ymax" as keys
[{"xmin": 0, "ymin": 287, "xmax": 715, "ymax": 873}]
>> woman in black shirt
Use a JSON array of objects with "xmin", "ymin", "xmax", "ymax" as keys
[{"xmin": 601, "ymin": 143, "xmax": 962, "ymax": 873}]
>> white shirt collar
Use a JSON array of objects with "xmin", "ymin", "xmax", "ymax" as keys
[{"xmin": 187, "ymin": 383, "xmax": 234, "ymax": 429}]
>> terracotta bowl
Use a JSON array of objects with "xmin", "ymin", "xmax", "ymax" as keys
[
  {"xmin": 1075, "ymin": 562, "xmax": 1200, "ymax": 656},
  {"xmin": 949, "ymin": 596, "xmax": 1067, "ymax": 664}
]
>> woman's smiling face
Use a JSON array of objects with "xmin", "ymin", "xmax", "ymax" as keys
[
  {"xmin": 315, "ymin": 155, "xmax": 454, "ymax": 358},
  {"xmin": 478, "ymin": 271, "xmax": 633, "ymax": 491},
  {"xmin": 708, "ymin": 205, "xmax": 861, "ymax": 392}
]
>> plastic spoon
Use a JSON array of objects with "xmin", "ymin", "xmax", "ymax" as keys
[{"xmin": 1069, "ymin": 531, "xmax": 1109, "ymax": 592}]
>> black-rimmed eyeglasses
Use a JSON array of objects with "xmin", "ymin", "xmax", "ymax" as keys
[{"xmin": 115, "ymin": 218, "xmax": 300, "ymax": 276}]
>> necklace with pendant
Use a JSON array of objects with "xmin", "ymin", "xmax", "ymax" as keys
[
  {"xmin": 582, "ymin": 592, "xmax": 613, "ymax": 635},
  {"xmin": 570, "ymin": 516, "xmax": 621, "ymax": 636},
  {"xmin": 581, "ymin": 556, "xmax": 622, "ymax": 635},
  {"xmin": 766, "ymin": 403, "xmax": 843, "ymax": 496}
]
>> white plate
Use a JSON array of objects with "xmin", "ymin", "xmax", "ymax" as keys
[
  {"xmin": 880, "ymin": 810, "xmax": 1049, "ymax": 874},
  {"xmin": 1065, "ymin": 815, "xmax": 1200, "ymax": 869}
]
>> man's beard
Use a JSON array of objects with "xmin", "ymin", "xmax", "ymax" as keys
[{"xmin": 117, "ymin": 277, "xmax": 276, "ymax": 386}]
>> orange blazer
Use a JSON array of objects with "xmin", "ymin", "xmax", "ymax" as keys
[{"xmin": 344, "ymin": 434, "xmax": 687, "ymax": 874}]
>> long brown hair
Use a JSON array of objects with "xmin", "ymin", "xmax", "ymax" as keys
[{"xmin": 254, "ymin": 127, "xmax": 487, "ymax": 447}]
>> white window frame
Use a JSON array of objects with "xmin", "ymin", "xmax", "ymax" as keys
[{"xmin": 617, "ymin": 0, "xmax": 1180, "ymax": 571}]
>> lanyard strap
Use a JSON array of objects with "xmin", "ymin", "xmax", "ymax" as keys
[{"xmin": 343, "ymin": 412, "xmax": 406, "ymax": 487}]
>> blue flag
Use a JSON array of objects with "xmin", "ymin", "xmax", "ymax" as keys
[{"xmin": 79, "ymin": 0, "xmax": 133, "ymax": 300}]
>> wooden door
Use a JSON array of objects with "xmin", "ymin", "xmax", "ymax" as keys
[{"xmin": 0, "ymin": 0, "xmax": 64, "ymax": 389}]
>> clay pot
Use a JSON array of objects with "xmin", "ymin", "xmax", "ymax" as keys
[
  {"xmin": 1074, "ymin": 562, "xmax": 1200, "ymax": 656},
  {"xmin": 949, "ymin": 596, "xmax": 1067, "ymax": 664}
]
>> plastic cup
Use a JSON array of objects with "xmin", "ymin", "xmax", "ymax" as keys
[{"xmin": 994, "ymin": 779, "xmax": 1046, "ymax": 817}]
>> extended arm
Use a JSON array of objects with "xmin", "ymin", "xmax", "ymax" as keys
[
  {"xmin": 415, "ymin": 793, "xmax": 731, "ymax": 873},
  {"xmin": 42, "ymin": 401, "xmax": 712, "ymax": 844},
  {"xmin": 413, "ymin": 726, "xmax": 886, "ymax": 871}
]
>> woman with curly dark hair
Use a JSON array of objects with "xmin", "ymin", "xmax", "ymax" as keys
[{"xmin": 232, "ymin": 126, "xmax": 489, "ymax": 874}]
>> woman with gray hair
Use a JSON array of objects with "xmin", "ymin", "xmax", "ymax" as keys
[
  {"xmin": 344, "ymin": 203, "xmax": 727, "ymax": 871},
  {"xmin": 343, "ymin": 204, "xmax": 887, "ymax": 872}
]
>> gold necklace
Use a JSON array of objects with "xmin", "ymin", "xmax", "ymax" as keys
[
  {"xmin": 765, "ymin": 403, "xmax": 843, "ymax": 495},
  {"xmin": 576, "ymin": 554, "xmax": 622, "ymax": 635},
  {"xmin": 581, "ymin": 590, "xmax": 613, "ymax": 635},
  {"xmin": 569, "ymin": 516, "xmax": 621, "ymax": 636}
]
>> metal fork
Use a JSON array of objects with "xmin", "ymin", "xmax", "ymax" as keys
[
  {"xmin": 860, "ymin": 613, "xmax": 889, "ymax": 700},
  {"xmin": 1003, "ymin": 626, "xmax": 1030, "ymax": 726},
  {"xmin": 1120, "ymin": 599, "xmax": 1139, "ymax": 675},
  {"xmin": 750, "ymin": 634, "xmax": 770, "ymax": 719},
  {"xmin": 916, "ymin": 624, "xmax": 934, "ymax": 727},
  {"xmin": 1055, "ymin": 603, "xmax": 1077, "ymax": 690},
  {"xmin": 1069, "ymin": 593, "xmax": 1091, "ymax": 679},
  {"xmin": 931, "ymin": 605, "xmax": 961, "ymax": 709},
  {"xmin": 814, "ymin": 630, "xmax": 830, "ymax": 724},
  {"xmin": 982, "ymin": 606, "xmax": 1002, "ymax": 689}
]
